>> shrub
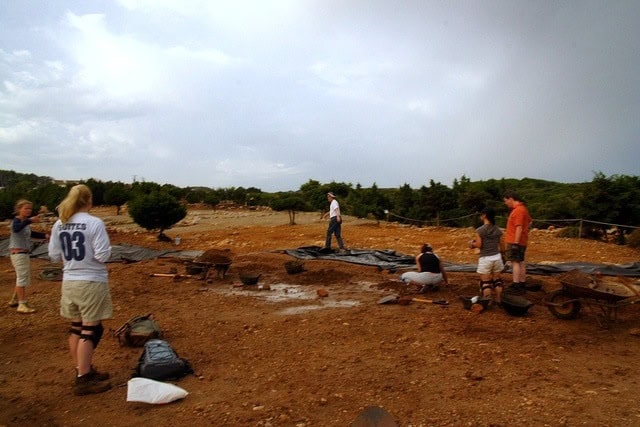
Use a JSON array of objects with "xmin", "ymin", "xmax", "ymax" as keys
[
  {"xmin": 627, "ymin": 229, "xmax": 640, "ymax": 248},
  {"xmin": 557, "ymin": 226, "xmax": 579, "ymax": 238},
  {"xmin": 128, "ymin": 191, "xmax": 187, "ymax": 240}
]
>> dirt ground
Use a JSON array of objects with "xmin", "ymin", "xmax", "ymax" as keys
[{"xmin": 2, "ymin": 205, "xmax": 640, "ymax": 427}]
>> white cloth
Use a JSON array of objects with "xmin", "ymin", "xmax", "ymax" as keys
[{"xmin": 126, "ymin": 377, "xmax": 188, "ymax": 404}]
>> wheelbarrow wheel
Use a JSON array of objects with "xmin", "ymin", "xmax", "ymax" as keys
[{"xmin": 546, "ymin": 289, "xmax": 581, "ymax": 320}]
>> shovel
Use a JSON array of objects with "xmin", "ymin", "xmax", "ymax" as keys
[
  {"xmin": 149, "ymin": 273, "xmax": 202, "ymax": 281},
  {"xmin": 398, "ymin": 296, "xmax": 449, "ymax": 306},
  {"xmin": 377, "ymin": 295, "xmax": 449, "ymax": 306}
]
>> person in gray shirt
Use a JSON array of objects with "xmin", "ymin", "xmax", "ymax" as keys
[
  {"xmin": 9, "ymin": 199, "xmax": 48, "ymax": 313},
  {"xmin": 469, "ymin": 207, "xmax": 505, "ymax": 305}
]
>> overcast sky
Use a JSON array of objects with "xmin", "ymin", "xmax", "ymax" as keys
[{"xmin": 1, "ymin": 1, "xmax": 639, "ymax": 191}]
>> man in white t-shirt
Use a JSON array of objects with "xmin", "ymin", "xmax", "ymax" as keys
[{"xmin": 321, "ymin": 192, "xmax": 346, "ymax": 252}]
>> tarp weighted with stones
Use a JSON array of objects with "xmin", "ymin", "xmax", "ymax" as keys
[
  {"xmin": 4, "ymin": 238, "xmax": 638, "ymax": 277},
  {"xmin": 284, "ymin": 246, "xmax": 640, "ymax": 277},
  {"xmin": 0, "ymin": 238, "xmax": 204, "ymax": 263},
  {"xmin": 284, "ymin": 246, "xmax": 415, "ymax": 271}
]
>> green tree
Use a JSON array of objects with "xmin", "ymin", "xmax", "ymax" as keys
[
  {"xmin": 271, "ymin": 194, "xmax": 308, "ymax": 225},
  {"xmin": 28, "ymin": 183, "xmax": 68, "ymax": 214},
  {"xmin": 161, "ymin": 184, "xmax": 186, "ymax": 201},
  {"xmin": 203, "ymin": 193, "xmax": 220, "ymax": 207},
  {"xmin": 364, "ymin": 183, "xmax": 392, "ymax": 220},
  {"xmin": 299, "ymin": 180, "xmax": 352, "ymax": 216},
  {"xmin": 348, "ymin": 183, "xmax": 392, "ymax": 220},
  {"xmin": 0, "ymin": 169, "xmax": 52, "ymax": 188},
  {"xmin": 453, "ymin": 176, "xmax": 491, "ymax": 215},
  {"xmin": 300, "ymin": 179, "xmax": 327, "ymax": 214},
  {"xmin": 104, "ymin": 182, "xmax": 131, "ymax": 215},
  {"xmin": 579, "ymin": 172, "xmax": 640, "ymax": 228},
  {"xmin": 128, "ymin": 191, "xmax": 187, "ymax": 240},
  {"xmin": 130, "ymin": 181, "xmax": 163, "ymax": 198},
  {"xmin": 416, "ymin": 180, "xmax": 457, "ymax": 223},
  {"xmin": 185, "ymin": 189, "xmax": 207, "ymax": 204},
  {"xmin": 0, "ymin": 189, "xmax": 16, "ymax": 219},
  {"xmin": 393, "ymin": 183, "xmax": 415, "ymax": 220},
  {"xmin": 83, "ymin": 178, "xmax": 106, "ymax": 206},
  {"xmin": 245, "ymin": 187, "xmax": 263, "ymax": 207}
]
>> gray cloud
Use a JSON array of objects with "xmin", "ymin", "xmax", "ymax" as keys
[{"xmin": 1, "ymin": 1, "xmax": 639, "ymax": 190}]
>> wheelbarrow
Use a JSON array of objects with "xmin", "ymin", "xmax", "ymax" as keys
[
  {"xmin": 544, "ymin": 269, "xmax": 640, "ymax": 327},
  {"xmin": 191, "ymin": 249, "xmax": 233, "ymax": 279},
  {"xmin": 184, "ymin": 258, "xmax": 232, "ymax": 280}
]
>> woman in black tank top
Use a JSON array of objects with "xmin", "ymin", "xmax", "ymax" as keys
[{"xmin": 400, "ymin": 243, "xmax": 449, "ymax": 293}]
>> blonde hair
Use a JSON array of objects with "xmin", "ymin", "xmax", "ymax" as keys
[
  {"xmin": 14, "ymin": 199, "xmax": 33, "ymax": 215},
  {"xmin": 57, "ymin": 184, "xmax": 93, "ymax": 223}
]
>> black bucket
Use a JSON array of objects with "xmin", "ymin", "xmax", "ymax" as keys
[{"xmin": 501, "ymin": 294, "xmax": 533, "ymax": 316}]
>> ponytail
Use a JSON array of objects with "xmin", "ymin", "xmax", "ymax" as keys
[{"xmin": 57, "ymin": 184, "xmax": 93, "ymax": 223}]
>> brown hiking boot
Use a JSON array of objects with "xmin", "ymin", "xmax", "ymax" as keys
[
  {"xmin": 73, "ymin": 372, "xmax": 112, "ymax": 396},
  {"xmin": 75, "ymin": 366, "xmax": 110, "ymax": 382}
]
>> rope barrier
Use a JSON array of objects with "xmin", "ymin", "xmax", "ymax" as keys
[
  {"xmin": 387, "ymin": 212, "xmax": 639, "ymax": 230},
  {"xmin": 388, "ymin": 212, "xmax": 477, "ymax": 225}
]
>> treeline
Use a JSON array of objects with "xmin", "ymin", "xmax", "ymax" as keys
[{"xmin": 1, "ymin": 170, "xmax": 640, "ymax": 233}]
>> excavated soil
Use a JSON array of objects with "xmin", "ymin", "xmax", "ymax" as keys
[{"xmin": 1, "ymin": 206, "xmax": 640, "ymax": 426}]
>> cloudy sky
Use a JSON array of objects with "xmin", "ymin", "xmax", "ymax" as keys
[{"xmin": 1, "ymin": 1, "xmax": 639, "ymax": 191}]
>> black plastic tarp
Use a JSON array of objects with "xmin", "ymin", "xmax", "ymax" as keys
[
  {"xmin": 284, "ymin": 246, "xmax": 416, "ymax": 271},
  {"xmin": 0, "ymin": 239, "xmax": 203, "ymax": 263},
  {"xmin": 3, "ymin": 239, "xmax": 639, "ymax": 277},
  {"xmin": 285, "ymin": 246, "xmax": 640, "ymax": 277}
]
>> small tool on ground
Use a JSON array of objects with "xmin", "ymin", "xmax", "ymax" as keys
[
  {"xmin": 400, "ymin": 296, "xmax": 449, "ymax": 305},
  {"xmin": 149, "ymin": 273, "xmax": 202, "ymax": 281},
  {"xmin": 377, "ymin": 295, "xmax": 449, "ymax": 306}
]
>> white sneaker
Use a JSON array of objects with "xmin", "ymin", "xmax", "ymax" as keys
[{"xmin": 17, "ymin": 302, "xmax": 36, "ymax": 314}]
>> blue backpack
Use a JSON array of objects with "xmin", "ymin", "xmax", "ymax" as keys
[{"xmin": 134, "ymin": 339, "xmax": 193, "ymax": 381}]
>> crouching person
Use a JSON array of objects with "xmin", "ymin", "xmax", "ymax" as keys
[
  {"xmin": 48, "ymin": 184, "xmax": 113, "ymax": 395},
  {"xmin": 400, "ymin": 243, "xmax": 449, "ymax": 293}
]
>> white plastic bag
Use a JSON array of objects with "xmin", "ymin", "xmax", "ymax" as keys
[{"xmin": 126, "ymin": 377, "xmax": 188, "ymax": 404}]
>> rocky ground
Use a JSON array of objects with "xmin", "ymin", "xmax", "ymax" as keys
[{"xmin": 1, "ymin": 205, "xmax": 640, "ymax": 426}]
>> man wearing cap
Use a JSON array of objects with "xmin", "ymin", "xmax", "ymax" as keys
[{"xmin": 322, "ymin": 192, "xmax": 346, "ymax": 252}]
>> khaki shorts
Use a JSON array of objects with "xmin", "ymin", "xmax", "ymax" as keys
[
  {"xmin": 10, "ymin": 253, "xmax": 31, "ymax": 287},
  {"xmin": 60, "ymin": 280, "xmax": 113, "ymax": 322}
]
